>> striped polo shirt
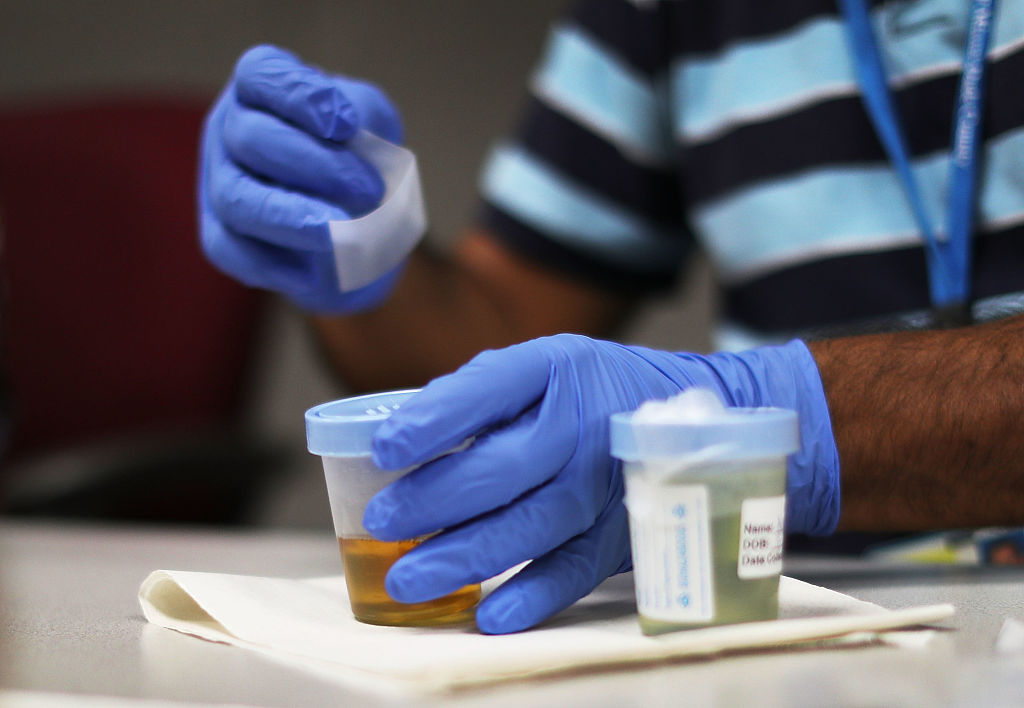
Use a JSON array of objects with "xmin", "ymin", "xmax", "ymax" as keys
[{"xmin": 478, "ymin": 0, "xmax": 1024, "ymax": 350}]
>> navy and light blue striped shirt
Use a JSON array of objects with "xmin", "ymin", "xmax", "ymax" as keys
[{"xmin": 479, "ymin": 0, "xmax": 1024, "ymax": 350}]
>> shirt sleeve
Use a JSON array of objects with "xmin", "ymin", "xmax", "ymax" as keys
[{"xmin": 477, "ymin": 0, "xmax": 692, "ymax": 295}]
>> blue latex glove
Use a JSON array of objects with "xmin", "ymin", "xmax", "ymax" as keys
[
  {"xmin": 365, "ymin": 334, "xmax": 839, "ymax": 634},
  {"xmin": 199, "ymin": 44, "xmax": 406, "ymax": 312}
]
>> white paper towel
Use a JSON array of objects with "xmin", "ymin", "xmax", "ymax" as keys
[{"xmin": 138, "ymin": 570, "xmax": 952, "ymax": 695}]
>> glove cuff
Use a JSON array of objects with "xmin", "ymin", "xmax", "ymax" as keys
[
  {"xmin": 697, "ymin": 340, "xmax": 840, "ymax": 536},
  {"xmin": 763, "ymin": 339, "xmax": 841, "ymax": 536},
  {"xmin": 291, "ymin": 263, "xmax": 405, "ymax": 314}
]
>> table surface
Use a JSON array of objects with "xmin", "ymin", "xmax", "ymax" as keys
[{"xmin": 2, "ymin": 519, "xmax": 1023, "ymax": 708}]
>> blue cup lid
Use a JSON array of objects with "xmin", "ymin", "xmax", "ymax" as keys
[
  {"xmin": 610, "ymin": 405, "xmax": 798, "ymax": 461},
  {"xmin": 305, "ymin": 389, "xmax": 418, "ymax": 456}
]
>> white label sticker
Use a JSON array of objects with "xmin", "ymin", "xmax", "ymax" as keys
[
  {"xmin": 625, "ymin": 480, "xmax": 713, "ymax": 623},
  {"xmin": 737, "ymin": 495, "xmax": 786, "ymax": 579}
]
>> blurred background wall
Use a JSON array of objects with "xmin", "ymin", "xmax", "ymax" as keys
[{"xmin": 0, "ymin": 0, "xmax": 714, "ymax": 529}]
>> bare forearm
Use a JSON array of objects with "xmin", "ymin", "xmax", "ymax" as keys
[
  {"xmin": 808, "ymin": 314, "xmax": 1024, "ymax": 531},
  {"xmin": 310, "ymin": 246, "xmax": 513, "ymax": 391},
  {"xmin": 310, "ymin": 231, "xmax": 634, "ymax": 392}
]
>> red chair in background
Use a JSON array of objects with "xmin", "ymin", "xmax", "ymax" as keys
[{"xmin": 0, "ymin": 97, "xmax": 278, "ymax": 524}]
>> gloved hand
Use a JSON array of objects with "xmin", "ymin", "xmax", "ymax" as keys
[
  {"xmin": 365, "ymin": 334, "xmax": 840, "ymax": 634},
  {"xmin": 199, "ymin": 44, "xmax": 407, "ymax": 312}
]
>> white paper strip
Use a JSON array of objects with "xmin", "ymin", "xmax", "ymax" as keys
[{"xmin": 327, "ymin": 129, "xmax": 427, "ymax": 292}]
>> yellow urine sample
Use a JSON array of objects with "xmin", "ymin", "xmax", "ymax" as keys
[{"xmin": 339, "ymin": 536, "xmax": 480, "ymax": 627}]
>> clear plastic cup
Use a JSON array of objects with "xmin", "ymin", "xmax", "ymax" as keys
[
  {"xmin": 610, "ymin": 398, "xmax": 798, "ymax": 635},
  {"xmin": 305, "ymin": 390, "xmax": 480, "ymax": 627}
]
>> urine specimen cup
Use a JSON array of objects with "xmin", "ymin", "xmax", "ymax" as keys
[
  {"xmin": 610, "ymin": 389, "xmax": 798, "ymax": 635},
  {"xmin": 306, "ymin": 390, "xmax": 480, "ymax": 627}
]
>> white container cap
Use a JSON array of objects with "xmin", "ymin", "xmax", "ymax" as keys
[
  {"xmin": 306, "ymin": 389, "xmax": 418, "ymax": 456},
  {"xmin": 610, "ymin": 404, "xmax": 798, "ymax": 461}
]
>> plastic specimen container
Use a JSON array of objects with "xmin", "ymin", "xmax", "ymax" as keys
[
  {"xmin": 306, "ymin": 390, "xmax": 480, "ymax": 626},
  {"xmin": 610, "ymin": 391, "xmax": 798, "ymax": 635}
]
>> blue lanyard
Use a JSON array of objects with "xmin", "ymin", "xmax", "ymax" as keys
[{"xmin": 837, "ymin": 0, "xmax": 996, "ymax": 319}]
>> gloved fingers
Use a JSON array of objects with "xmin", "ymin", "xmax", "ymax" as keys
[
  {"xmin": 233, "ymin": 45, "xmax": 358, "ymax": 142},
  {"xmin": 234, "ymin": 44, "xmax": 404, "ymax": 145},
  {"xmin": 373, "ymin": 341, "xmax": 557, "ymax": 469},
  {"xmin": 207, "ymin": 132, "xmax": 347, "ymax": 252},
  {"xmin": 201, "ymin": 95, "xmax": 404, "ymax": 310},
  {"xmin": 365, "ymin": 407, "xmax": 582, "ymax": 541},
  {"xmin": 222, "ymin": 98, "xmax": 384, "ymax": 211},
  {"xmin": 383, "ymin": 474, "xmax": 616, "ymax": 606},
  {"xmin": 476, "ymin": 499, "xmax": 631, "ymax": 634},
  {"xmin": 201, "ymin": 100, "xmax": 311, "ymax": 291},
  {"xmin": 199, "ymin": 208, "xmax": 325, "ymax": 297},
  {"xmin": 328, "ymin": 76, "xmax": 403, "ymax": 144},
  {"xmin": 202, "ymin": 95, "xmax": 340, "ymax": 251}
]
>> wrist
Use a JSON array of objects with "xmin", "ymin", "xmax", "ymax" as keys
[{"xmin": 291, "ymin": 263, "xmax": 404, "ymax": 314}]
